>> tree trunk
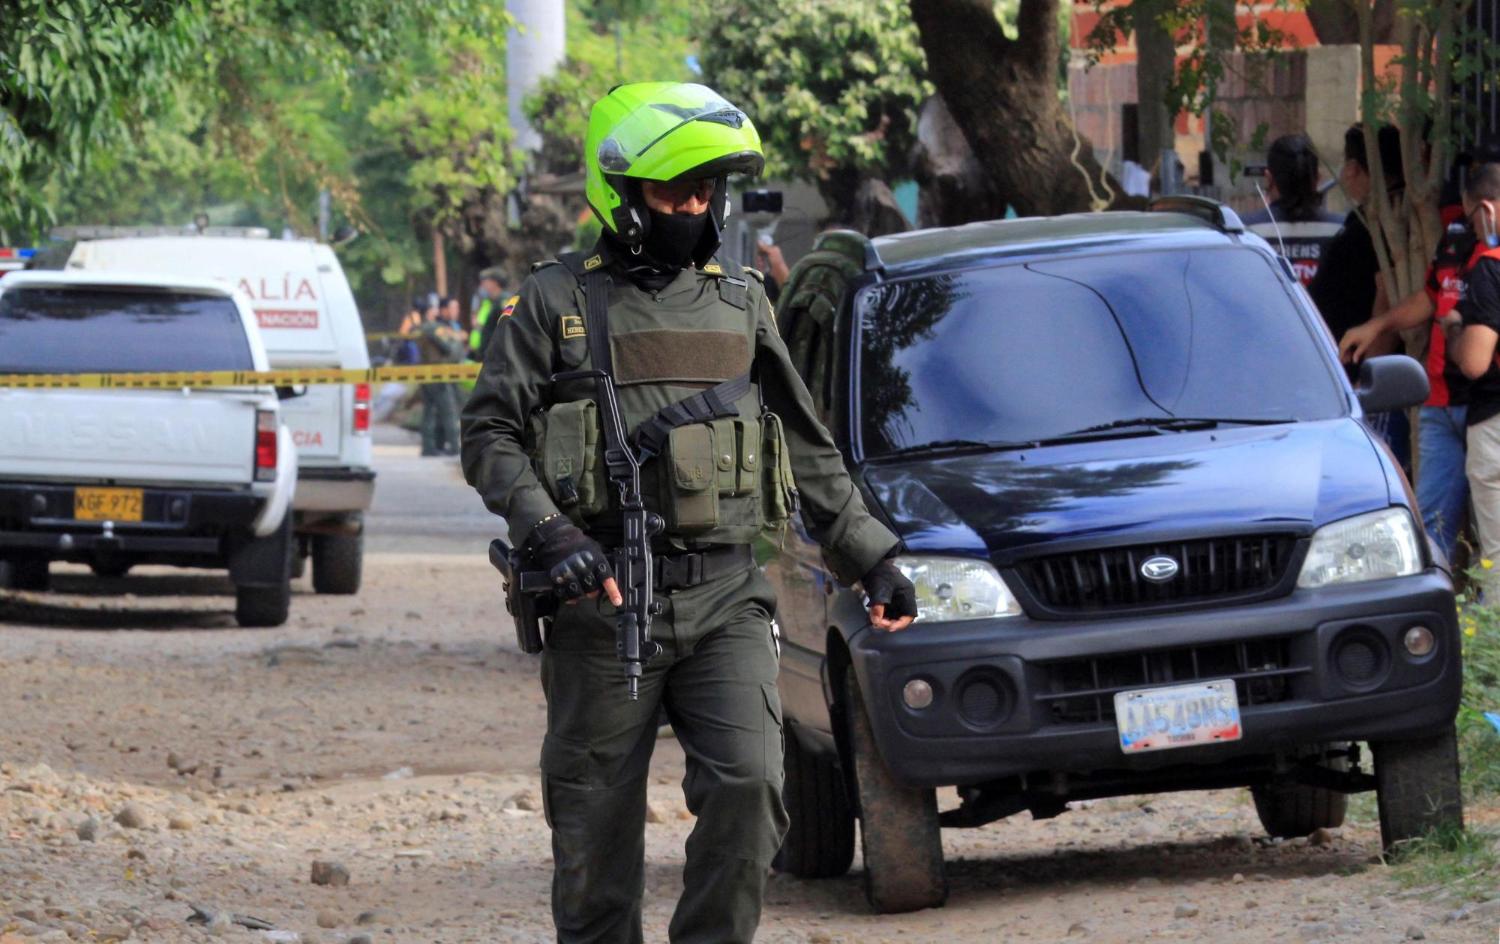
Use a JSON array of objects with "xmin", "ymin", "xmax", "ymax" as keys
[
  {"xmin": 1133, "ymin": 0, "xmax": 1176, "ymax": 172},
  {"xmin": 910, "ymin": 0, "xmax": 1121, "ymax": 215},
  {"xmin": 912, "ymin": 94, "xmax": 1009, "ymax": 226}
]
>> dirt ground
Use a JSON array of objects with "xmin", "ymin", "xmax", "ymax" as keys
[{"xmin": 1, "ymin": 438, "xmax": 1496, "ymax": 944}]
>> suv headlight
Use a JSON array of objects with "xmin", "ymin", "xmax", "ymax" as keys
[
  {"xmin": 893, "ymin": 556, "xmax": 1022, "ymax": 622},
  {"xmin": 1297, "ymin": 508, "xmax": 1423, "ymax": 589}
]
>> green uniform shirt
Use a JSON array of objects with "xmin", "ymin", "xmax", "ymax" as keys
[{"xmin": 460, "ymin": 249, "xmax": 898, "ymax": 585}]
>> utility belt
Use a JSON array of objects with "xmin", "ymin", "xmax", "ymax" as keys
[{"xmin": 635, "ymin": 543, "xmax": 754, "ymax": 590}]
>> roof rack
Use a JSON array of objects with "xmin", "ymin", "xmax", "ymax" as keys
[
  {"xmin": 1146, "ymin": 196, "xmax": 1244, "ymax": 234},
  {"xmin": 49, "ymin": 225, "xmax": 273, "ymax": 240},
  {"xmin": 810, "ymin": 229, "xmax": 884, "ymax": 272}
]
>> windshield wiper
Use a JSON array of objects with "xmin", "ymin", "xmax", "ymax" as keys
[
  {"xmin": 1055, "ymin": 416, "xmax": 1294, "ymax": 438},
  {"xmin": 883, "ymin": 438, "xmax": 1035, "ymax": 459}
]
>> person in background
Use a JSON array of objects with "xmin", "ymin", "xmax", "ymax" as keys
[
  {"xmin": 1340, "ymin": 151, "xmax": 1485, "ymax": 564},
  {"xmin": 469, "ymin": 268, "xmax": 510, "ymax": 361},
  {"xmin": 1308, "ymin": 123, "xmax": 1412, "ymax": 473},
  {"xmin": 1241, "ymin": 133, "xmax": 1343, "ymax": 287},
  {"xmin": 1449, "ymin": 162, "xmax": 1500, "ymax": 595},
  {"xmin": 394, "ymin": 298, "xmax": 425, "ymax": 366},
  {"xmin": 754, "ymin": 236, "xmax": 791, "ymax": 303},
  {"xmin": 417, "ymin": 296, "xmax": 464, "ymax": 456}
]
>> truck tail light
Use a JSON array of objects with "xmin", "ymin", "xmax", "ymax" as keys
[
  {"xmin": 352, "ymin": 382, "xmax": 371, "ymax": 434},
  {"xmin": 255, "ymin": 410, "xmax": 278, "ymax": 482}
]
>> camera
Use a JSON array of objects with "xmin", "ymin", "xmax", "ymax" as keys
[{"xmin": 741, "ymin": 190, "xmax": 783, "ymax": 214}]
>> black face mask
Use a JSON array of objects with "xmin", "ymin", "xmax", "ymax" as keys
[{"xmin": 641, "ymin": 209, "xmax": 708, "ymax": 271}]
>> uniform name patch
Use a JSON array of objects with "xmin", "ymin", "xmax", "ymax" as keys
[{"xmin": 560, "ymin": 315, "xmax": 586, "ymax": 339}]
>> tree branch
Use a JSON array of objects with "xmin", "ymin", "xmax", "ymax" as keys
[{"xmin": 1016, "ymin": 0, "xmax": 1058, "ymax": 76}]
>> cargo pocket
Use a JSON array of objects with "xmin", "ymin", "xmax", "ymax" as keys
[
  {"xmin": 539, "ymin": 399, "xmax": 607, "ymax": 525},
  {"xmin": 760, "ymin": 412, "xmax": 798, "ymax": 543},
  {"xmin": 540, "ymin": 733, "xmax": 591, "ymax": 829},
  {"xmin": 761, "ymin": 681, "xmax": 785, "ymax": 778},
  {"xmin": 663, "ymin": 423, "xmax": 719, "ymax": 532}
]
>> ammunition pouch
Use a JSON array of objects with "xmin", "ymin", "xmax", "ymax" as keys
[{"xmin": 533, "ymin": 399, "xmax": 608, "ymax": 526}]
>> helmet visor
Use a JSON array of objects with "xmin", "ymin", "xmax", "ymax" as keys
[{"xmin": 597, "ymin": 84, "xmax": 752, "ymax": 178}]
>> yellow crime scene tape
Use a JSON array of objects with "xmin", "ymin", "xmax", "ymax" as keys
[{"xmin": 0, "ymin": 362, "xmax": 481, "ymax": 390}]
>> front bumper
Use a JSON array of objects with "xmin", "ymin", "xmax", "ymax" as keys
[
  {"xmin": 0, "ymin": 482, "xmax": 264, "ymax": 561},
  {"xmin": 848, "ymin": 570, "xmax": 1461, "ymax": 788},
  {"xmin": 292, "ymin": 465, "xmax": 376, "ymax": 514}
]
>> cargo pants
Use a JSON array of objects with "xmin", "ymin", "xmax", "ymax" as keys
[{"xmin": 539, "ymin": 560, "xmax": 789, "ymax": 944}]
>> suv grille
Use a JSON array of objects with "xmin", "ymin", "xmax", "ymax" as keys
[
  {"xmin": 1035, "ymin": 636, "xmax": 1304, "ymax": 726},
  {"xmin": 1018, "ymin": 535, "xmax": 1297, "ymax": 614}
]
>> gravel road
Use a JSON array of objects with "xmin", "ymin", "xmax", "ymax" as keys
[{"xmin": 1, "ymin": 431, "xmax": 1494, "ymax": 944}]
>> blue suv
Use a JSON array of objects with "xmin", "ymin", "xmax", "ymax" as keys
[{"xmin": 766, "ymin": 199, "xmax": 1463, "ymax": 913}]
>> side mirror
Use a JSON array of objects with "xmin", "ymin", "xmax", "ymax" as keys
[
  {"xmin": 275, "ymin": 384, "xmax": 308, "ymax": 401},
  {"xmin": 1355, "ymin": 355, "xmax": 1428, "ymax": 414}
]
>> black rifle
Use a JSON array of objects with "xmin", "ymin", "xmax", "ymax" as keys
[
  {"xmin": 485, "ymin": 262, "xmax": 665, "ymax": 699},
  {"xmin": 552, "ymin": 366, "xmax": 664, "ymax": 699}
]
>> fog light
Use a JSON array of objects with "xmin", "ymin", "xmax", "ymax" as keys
[
  {"xmin": 902, "ymin": 678, "xmax": 934, "ymax": 710},
  {"xmin": 1403, "ymin": 625, "xmax": 1435, "ymax": 657}
]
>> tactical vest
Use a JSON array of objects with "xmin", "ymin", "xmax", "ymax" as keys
[{"xmin": 524, "ymin": 250, "xmax": 795, "ymax": 548}]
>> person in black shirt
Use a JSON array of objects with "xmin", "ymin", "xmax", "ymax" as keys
[
  {"xmin": 1452, "ymin": 162, "xmax": 1500, "ymax": 590},
  {"xmin": 1308, "ymin": 124, "xmax": 1410, "ymax": 471}
]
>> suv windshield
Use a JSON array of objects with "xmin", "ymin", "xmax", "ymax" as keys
[
  {"xmin": 0, "ymin": 286, "xmax": 254, "ymax": 374},
  {"xmin": 856, "ymin": 247, "xmax": 1345, "ymax": 457}
]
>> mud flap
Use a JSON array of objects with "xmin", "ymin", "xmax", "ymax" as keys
[{"xmin": 227, "ymin": 514, "xmax": 293, "ymax": 587}]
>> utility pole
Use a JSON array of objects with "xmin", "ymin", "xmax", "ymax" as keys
[{"xmin": 507, "ymin": 0, "xmax": 566, "ymax": 155}]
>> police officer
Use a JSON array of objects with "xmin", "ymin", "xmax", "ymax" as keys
[
  {"xmin": 461, "ymin": 82, "xmax": 918, "ymax": 943},
  {"xmin": 469, "ymin": 266, "xmax": 509, "ymax": 361}
]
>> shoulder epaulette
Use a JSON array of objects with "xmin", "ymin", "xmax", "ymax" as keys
[
  {"xmin": 531, "ymin": 259, "xmax": 563, "ymax": 274},
  {"xmin": 741, "ymin": 266, "xmax": 765, "ymax": 283}
]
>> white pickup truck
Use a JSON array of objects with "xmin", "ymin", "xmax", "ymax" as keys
[{"xmin": 0, "ymin": 271, "xmax": 299, "ymax": 626}]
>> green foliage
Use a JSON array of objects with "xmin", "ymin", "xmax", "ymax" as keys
[
  {"xmin": 1390, "ymin": 823, "xmax": 1499, "ymax": 903},
  {"xmin": 1455, "ymin": 574, "xmax": 1500, "ymax": 798},
  {"xmin": 700, "ymin": 0, "xmax": 932, "ymax": 187},
  {"xmin": 369, "ymin": 31, "xmax": 516, "ymax": 231},
  {"xmin": 0, "ymin": 0, "xmax": 203, "ymax": 241}
]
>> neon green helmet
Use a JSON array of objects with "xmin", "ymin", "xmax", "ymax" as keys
[{"xmin": 585, "ymin": 82, "xmax": 764, "ymax": 260}]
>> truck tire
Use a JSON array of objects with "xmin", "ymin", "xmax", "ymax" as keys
[
  {"xmin": 843, "ymin": 672, "xmax": 947, "ymax": 914},
  {"xmin": 774, "ymin": 725, "xmax": 855, "ymax": 879},
  {"xmin": 311, "ymin": 532, "xmax": 362, "ymax": 595},
  {"xmin": 1374, "ymin": 726, "xmax": 1464, "ymax": 851},
  {"xmin": 11, "ymin": 557, "xmax": 50, "ymax": 591},
  {"xmin": 1250, "ymin": 745, "xmax": 1349, "ymax": 839},
  {"xmin": 235, "ymin": 579, "xmax": 290, "ymax": 628}
]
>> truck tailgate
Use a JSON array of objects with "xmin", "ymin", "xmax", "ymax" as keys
[
  {"xmin": 278, "ymin": 383, "xmax": 344, "ymax": 462},
  {"xmin": 0, "ymin": 388, "xmax": 260, "ymax": 486}
]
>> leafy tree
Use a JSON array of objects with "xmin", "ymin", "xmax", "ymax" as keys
[
  {"xmin": 0, "ymin": 0, "xmax": 202, "ymax": 241},
  {"xmin": 701, "ymin": 0, "xmax": 932, "ymax": 224},
  {"xmin": 1352, "ymin": 0, "xmax": 1490, "ymax": 302}
]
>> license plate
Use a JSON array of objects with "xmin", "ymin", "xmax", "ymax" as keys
[
  {"xmin": 1114, "ymin": 679, "xmax": 1242, "ymax": 754},
  {"xmin": 73, "ymin": 487, "xmax": 144, "ymax": 522}
]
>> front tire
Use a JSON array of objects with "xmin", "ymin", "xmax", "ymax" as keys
[
  {"xmin": 1251, "ymin": 745, "xmax": 1349, "ymax": 839},
  {"xmin": 1374, "ymin": 726, "xmax": 1464, "ymax": 851},
  {"xmin": 311, "ymin": 532, "xmax": 363, "ymax": 595},
  {"xmin": 774, "ymin": 724, "xmax": 855, "ymax": 878},
  {"xmin": 842, "ymin": 672, "xmax": 947, "ymax": 914}
]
